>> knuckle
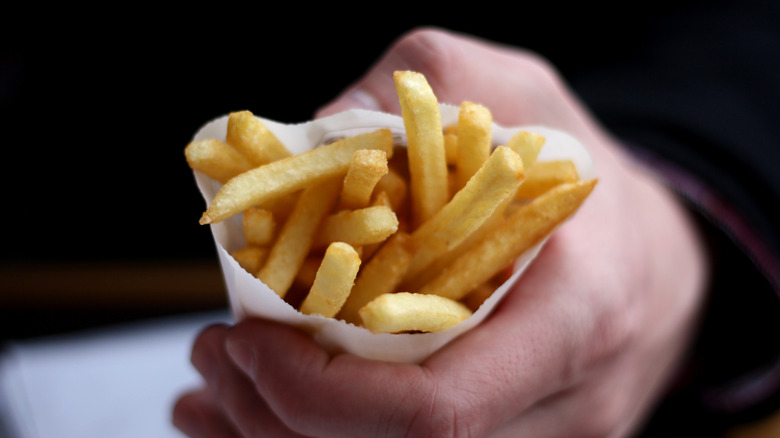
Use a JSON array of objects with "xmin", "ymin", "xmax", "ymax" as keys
[
  {"xmin": 390, "ymin": 28, "xmax": 464, "ymax": 88},
  {"xmin": 405, "ymin": 376, "xmax": 491, "ymax": 438}
]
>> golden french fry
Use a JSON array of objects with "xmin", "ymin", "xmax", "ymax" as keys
[
  {"xmin": 455, "ymin": 101, "xmax": 492, "ymax": 191},
  {"xmin": 257, "ymin": 191, "xmax": 300, "ymax": 225},
  {"xmin": 359, "ymin": 292, "xmax": 472, "ymax": 334},
  {"xmin": 338, "ymin": 232, "xmax": 414, "ymax": 325},
  {"xmin": 185, "ymin": 138, "xmax": 254, "ymax": 183},
  {"xmin": 419, "ymin": 179, "xmax": 598, "ymax": 300},
  {"xmin": 314, "ymin": 205, "xmax": 399, "ymax": 248},
  {"xmin": 515, "ymin": 159, "xmax": 580, "ymax": 200},
  {"xmin": 443, "ymin": 132, "xmax": 458, "ymax": 165},
  {"xmin": 256, "ymin": 177, "xmax": 342, "ymax": 298},
  {"xmin": 231, "ymin": 245, "xmax": 269, "ymax": 275},
  {"xmin": 300, "ymin": 242, "xmax": 361, "ymax": 318},
  {"xmin": 374, "ymin": 168, "xmax": 408, "ymax": 214},
  {"xmin": 243, "ymin": 207, "xmax": 276, "ymax": 246},
  {"xmin": 226, "ymin": 110, "xmax": 291, "ymax": 165},
  {"xmin": 339, "ymin": 149, "xmax": 389, "ymax": 210},
  {"xmin": 461, "ymin": 282, "xmax": 495, "ymax": 313},
  {"xmin": 505, "ymin": 131, "xmax": 546, "ymax": 170},
  {"xmin": 293, "ymin": 256, "xmax": 323, "ymax": 291},
  {"xmin": 393, "ymin": 71, "xmax": 449, "ymax": 226},
  {"xmin": 371, "ymin": 190, "xmax": 393, "ymax": 209},
  {"xmin": 361, "ymin": 191, "xmax": 396, "ymax": 261},
  {"xmin": 401, "ymin": 192, "xmax": 511, "ymax": 292},
  {"xmin": 200, "ymin": 128, "xmax": 393, "ymax": 224},
  {"xmin": 402, "ymin": 146, "xmax": 525, "ymax": 284}
]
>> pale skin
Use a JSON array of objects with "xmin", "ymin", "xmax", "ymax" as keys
[{"xmin": 173, "ymin": 28, "xmax": 709, "ymax": 437}]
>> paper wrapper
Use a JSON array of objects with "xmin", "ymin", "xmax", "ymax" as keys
[{"xmin": 192, "ymin": 105, "xmax": 595, "ymax": 364}]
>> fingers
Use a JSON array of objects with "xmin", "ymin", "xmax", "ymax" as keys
[
  {"xmin": 315, "ymin": 27, "xmax": 578, "ymax": 129},
  {"xmin": 225, "ymin": 319, "xmax": 440, "ymax": 437},
  {"xmin": 186, "ymin": 323, "xmax": 310, "ymax": 438},
  {"xmin": 173, "ymin": 387, "xmax": 241, "ymax": 438}
]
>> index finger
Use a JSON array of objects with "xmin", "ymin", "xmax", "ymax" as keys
[{"xmin": 315, "ymin": 28, "xmax": 569, "ymax": 127}]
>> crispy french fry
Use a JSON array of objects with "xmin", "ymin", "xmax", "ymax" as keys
[
  {"xmin": 361, "ymin": 191, "xmax": 396, "ymax": 261},
  {"xmin": 259, "ymin": 191, "xmax": 300, "ymax": 224},
  {"xmin": 443, "ymin": 132, "xmax": 458, "ymax": 165},
  {"xmin": 515, "ymin": 159, "xmax": 580, "ymax": 200},
  {"xmin": 401, "ymin": 192, "xmax": 511, "ymax": 292},
  {"xmin": 359, "ymin": 292, "xmax": 472, "ymax": 334},
  {"xmin": 226, "ymin": 110, "xmax": 291, "ymax": 165},
  {"xmin": 506, "ymin": 131, "xmax": 546, "ymax": 169},
  {"xmin": 231, "ymin": 245, "xmax": 269, "ymax": 275},
  {"xmin": 256, "ymin": 177, "xmax": 342, "ymax": 298},
  {"xmin": 339, "ymin": 149, "xmax": 389, "ymax": 210},
  {"xmin": 394, "ymin": 71, "xmax": 449, "ymax": 226},
  {"xmin": 461, "ymin": 282, "xmax": 495, "ymax": 313},
  {"xmin": 293, "ymin": 256, "xmax": 323, "ymax": 291},
  {"xmin": 243, "ymin": 207, "xmax": 276, "ymax": 246},
  {"xmin": 300, "ymin": 242, "xmax": 361, "ymax": 318},
  {"xmin": 402, "ymin": 146, "xmax": 525, "ymax": 284},
  {"xmin": 419, "ymin": 179, "xmax": 598, "ymax": 301},
  {"xmin": 185, "ymin": 138, "xmax": 254, "ymax": 183},
  {"xmin": 374, "ymin": 168, "xmax": 408, "ymax": 214},
  {"xmin": 338, "ymin": 232, "xmax": 414, "ymax": 325},
  {"xmin": 455, "ymin": 101, "xmax": 492, "ymax": 191},
  {"xmin": 201, "ymin": 128, "xmax": 393, "ymax": 224},
  {"xmin": 314, "ymin": 205, "xmax": 399, "ymax": 248}
]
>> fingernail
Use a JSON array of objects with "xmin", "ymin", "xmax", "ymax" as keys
[
  {"xmin": 226, "ymin": 339, "xmax": 257, "ymax": 378},
  {"xmin": 317, "ymin": 88, "xmax": 382, "ymax": 117},
  {"xmin": 343, "ymin": 88, "xmax": 382, "ymax": 111}
]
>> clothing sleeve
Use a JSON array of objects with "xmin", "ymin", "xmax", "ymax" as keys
[{"xmin": 563, "ymin": 0, "xmax": 780, "ymax": 433}]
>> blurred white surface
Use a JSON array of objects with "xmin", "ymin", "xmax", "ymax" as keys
[{"xmin": 0, "ymin": 310, "xmax": 231, "ymax": 438}]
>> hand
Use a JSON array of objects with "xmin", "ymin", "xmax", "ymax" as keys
[{"xmin": 173, "ymin": 27, "xmax": 708, "ymax": 437}]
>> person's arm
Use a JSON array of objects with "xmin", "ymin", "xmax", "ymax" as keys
[{"xmin": 173, "ymin": 28, "xmax": 709, "ymax": 438}]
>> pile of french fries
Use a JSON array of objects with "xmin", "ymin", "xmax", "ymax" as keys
[{"xmin": 186, "ymin": 71, "xmax": 596, "ymax": 334}]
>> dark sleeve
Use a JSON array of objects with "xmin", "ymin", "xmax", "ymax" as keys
[{"xmin": 564, "ymin": 0, "xmax": 780, "ymax": 434}]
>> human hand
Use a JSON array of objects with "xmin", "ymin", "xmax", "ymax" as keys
[{"xmin": 173, "ymin": 27, "xmax": 708, "ymax": 437}]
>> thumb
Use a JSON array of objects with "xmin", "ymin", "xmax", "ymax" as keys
[{"xmin": 314, "ymin": 27, "xmax": 574, "ymax": 128}]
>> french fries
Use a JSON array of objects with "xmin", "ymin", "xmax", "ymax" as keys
[
  {"xmin": 300, "ymin": 242, "xmax": 361, "ymax": 318},
  {"xmin": 226, "ymin": 110, "xmax": 292, "ymax": 166},
  {"xmin": 185, "ymin": 138, "xmax": 254, "ymax": 184},
  {"xmin": 418, "ymin": 179, "xmax": 597, "ymax": 301},
  {"xmin": 339, "ymin": 149, "xmax": 389, "ymax": 210},
  {"xmin": 314, "ymin": 205, "xmax": 399, "ymax": 249},
  {"xmin": 243, "ymin": 207, "xmax": 276, "ymax": 246},
  {"xmin": 454, "ymin": 101, "xmax": 492, "ymax": 191},
  {"xmin": 256, "ymin": 177, "xmax": 343, "ymax": 298},
  {"xmin": 200, "ymin": 128, "xmax": 394, "ymax": 225},
  {"xmin": 187, "ymin": 70, "xmax": 596, "ymax": 335},
  {"xmin": 359, "ymin": 292, "xmax": 472, "ymax": 334},
  {"xmin": 394, "ymin": 71, "xmax": 449, "ymax": 227}
]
